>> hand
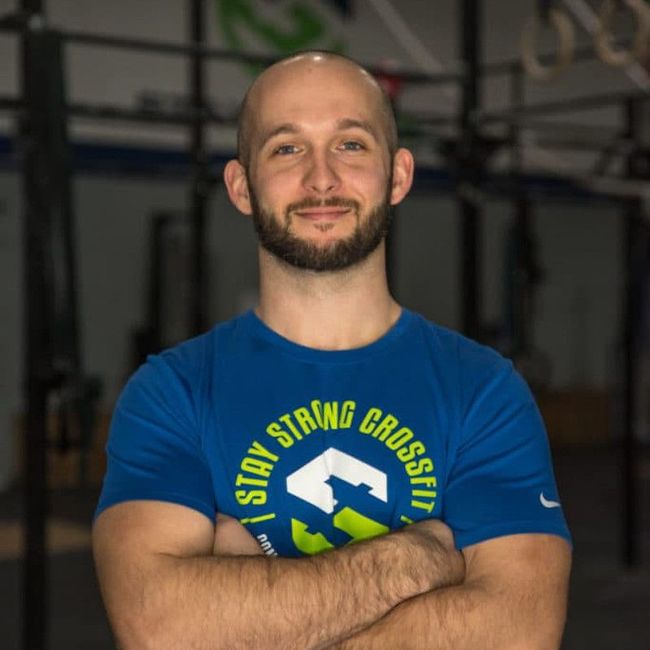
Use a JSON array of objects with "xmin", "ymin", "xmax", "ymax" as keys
[
  {"xmin": 213, "ymin": 513, "xmax": 264, "ymax": 556},
  {"xmin": 395, "ymin": 519, "xmax": 466, "ymax": 591},
  {"xmin": 400, "ymin": 518, "xmax": 457, "ymax": 553}
]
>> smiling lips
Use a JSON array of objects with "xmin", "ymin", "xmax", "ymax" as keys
[{"xmin": 294, "ymin": 208, "xmax": 351, "ymax": 221}]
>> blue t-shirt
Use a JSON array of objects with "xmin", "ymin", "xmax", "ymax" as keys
[{"xmin": 96, "ymin": 309, "xmax": 570, "ymax": 556}]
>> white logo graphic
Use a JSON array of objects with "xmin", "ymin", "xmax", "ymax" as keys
[
  {"xmin": 286, "ymin": 447, "xmax": 387, "ymax": 514},
  {"xmin": 539, "ymin": 492, "xmax": 561, "ymax": 509}
]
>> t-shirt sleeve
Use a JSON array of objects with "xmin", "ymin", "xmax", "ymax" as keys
[
  {"xmin": 95, "ymin": 352, "xmax": 216, "ymax": 521},
  {"xmin": 443, "ymin": 356, "xmax": 571, "ymax": 550}
]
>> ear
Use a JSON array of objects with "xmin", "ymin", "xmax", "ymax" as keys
[
  {"xmin": 389, "ymin": 148, "xmax": 414, "ymax": 206},
  {"xmin": 224, "ymin": 159, "xmax": 253, "ymax": 215}
]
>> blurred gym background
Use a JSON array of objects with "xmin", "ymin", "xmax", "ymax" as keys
[{"xmin": 0, "ymin": 0, "xmax": 649, "ymax": 648}]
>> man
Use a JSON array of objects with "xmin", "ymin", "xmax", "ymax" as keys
[{"xmin": 93, "ymin": 51, "xmax": 571, "ymax": 650}]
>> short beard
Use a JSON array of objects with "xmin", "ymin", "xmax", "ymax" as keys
[{"xmin": 249, "ymin": 185, "xmax": 393, "ymax": 273}]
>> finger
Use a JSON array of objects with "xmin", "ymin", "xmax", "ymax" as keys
[{"xmin": 213, "ymin": 513, "xmax": 264, "ymax": 556}]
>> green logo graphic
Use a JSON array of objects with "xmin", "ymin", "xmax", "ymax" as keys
[
  {"xmin": 287, "ymin": 448, "xmax": 390, "ymax": 555},
  {"xmin": 292, "ymin": 508, "xmax": 390, "ymax": 555},
  {"xmin": 216, "ymin": 0, "xmax": 345, "ymax": 74}
]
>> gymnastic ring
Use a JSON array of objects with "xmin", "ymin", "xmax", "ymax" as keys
[
  {"xmin": 520, "ymin": 8, "xmax": 576, "ymax": 82},
  {"xmin": 594, "ymin": 0, "xmax": 650, "ymax": 67}
]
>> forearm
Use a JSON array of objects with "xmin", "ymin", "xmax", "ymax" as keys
[
  {"xmin": 333, "ymin": 538, "xmax": 570, "ymax": 650},
  {"xmin": 151, "ymin": 547, "xmax": 396, "ymax": 650},
  {"xmin": 105, "ymin": 526, "xmax": 463, "ymax": 650},
  {"xmin": 334, "ymin": 582, "xmax": 564, "ymax": 650},
  {"xmin": 332, "ymin": 581, "xmax": 506, "ymax": 650}
]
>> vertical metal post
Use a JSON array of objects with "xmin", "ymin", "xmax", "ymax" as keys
[
  {"xmin": 622, "ymin": 98, "xmax": 641, "ymax": 567},
  {"xmin": 189, "ymin": 0, "xmax": 208, "ymax": 335},
  {"xmin": 458, "ymin": 0, "xmax": 482, "ymax": 339},
  {"xmin": 20, "ymin": 0, "xmax": 49, "ymax": 648},
  {"xmin": 509, "ymin": 64, "xmax": 524, "ymax": 179},
  {"xmin": 509, "ymin": 64, "xmax": 534, "ymax": 356}
]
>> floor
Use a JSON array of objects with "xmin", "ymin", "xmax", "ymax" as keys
[{"xmin": 0, "ymin": 446, "xmax": 648, "ymax": 650}]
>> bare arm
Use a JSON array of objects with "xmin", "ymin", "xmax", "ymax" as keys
[
  {"xmin": 214, "ymin": 518, "xmax": 571, "ymax": 650},
  {"xmin": 93, "ymin": 501, "xmax": 464, "ymax": 650},
  {"xmin": 333, "ymin": 533, "xmax": 572, "ymax": 650}
]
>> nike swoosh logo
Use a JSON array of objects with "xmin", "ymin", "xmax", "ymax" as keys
[{"xmin": 539, "ymin": 492, "xmax": 561, "ymax": 509}]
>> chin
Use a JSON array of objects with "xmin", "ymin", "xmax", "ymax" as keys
[{"xmin": 296, "ymin": 225, "xmax": 355, "ymax": 240}]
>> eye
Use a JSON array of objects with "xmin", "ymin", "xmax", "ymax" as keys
[
  {"xmin": 339, "ymin": 140, "xmax": 365, "ymax": 152},
  {"xmin": 273, "ymin": 144, "xmax": 299, "ymax": 155}
]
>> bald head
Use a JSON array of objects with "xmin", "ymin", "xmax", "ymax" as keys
[{"xmin": 236, "ymin": 51, "xmax": 398, "ymax": 168}]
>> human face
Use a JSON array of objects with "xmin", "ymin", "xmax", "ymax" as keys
[{"xmin": 242, "ymin": 58, "xmax": 398, "ymax": 271}]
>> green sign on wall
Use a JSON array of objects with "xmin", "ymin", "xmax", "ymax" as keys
[{"xmin": 216, "ymin": 0, "xmax": 346, "ymax": 74}]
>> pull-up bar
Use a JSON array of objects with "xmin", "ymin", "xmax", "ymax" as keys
[{"xmin": 0, "ymin": 17, "xmax": 463, "ymax": 87}]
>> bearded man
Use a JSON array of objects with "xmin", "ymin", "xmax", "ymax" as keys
[{"xmin": 93, "ymin": 51, "xmax": 571, "ymax": 650}]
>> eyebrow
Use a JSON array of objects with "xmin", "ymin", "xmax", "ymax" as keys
[
  {"xmin": 336, "ymin": 118, "xmax": 379, "ymax": 141},
  {"xmin": 258, "ymin": 123, "xmax": 301, "ymax": 149},
  {"xmin": 258, "ymin": 118, "xmax": 380, "ymax": 150}
]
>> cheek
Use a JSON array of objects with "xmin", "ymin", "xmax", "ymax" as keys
[
  {"xmin": 347, "ymin": 166, "xmax": 390, "ymax": 202},
  {"xmin": 251, "ymin": 166, "xmax": 304, "ymax": 207}
]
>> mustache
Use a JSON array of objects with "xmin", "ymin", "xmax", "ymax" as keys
[{"xmin": 286, "ymin": 197, "xmax": 360, "ymax": 213}]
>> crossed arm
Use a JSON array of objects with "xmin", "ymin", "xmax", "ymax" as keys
[
  {"xmin": 93, "ymin": 501, "xmax": 571, "ymax": 650},
  {"xmin": 332, "ymin": 532, "xmax": 570, "ymax": 650}
]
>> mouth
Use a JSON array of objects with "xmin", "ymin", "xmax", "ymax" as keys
[{"xmin": 294, "ymin": 207, "xmax": 351, "ymax": 221}]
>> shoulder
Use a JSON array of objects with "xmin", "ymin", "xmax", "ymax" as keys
[
  {"xmin": 405, "ymin": 311, "xmax": 532, "ymax": 415},
  {"xmin": 119, "ymin": 314, "xmax": 248, "ymax": 409},
  {"xmin": 406, "ymin": 311, "xmax": 513, "ymax": 377},
  {"xmin": 140, "ymin": 314, "xmax": 247, "ymax": 377}
]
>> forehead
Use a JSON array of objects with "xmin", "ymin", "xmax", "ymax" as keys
[{"xmin": 250, "ymin": 59, "xmax": 385, "ymax": 139}]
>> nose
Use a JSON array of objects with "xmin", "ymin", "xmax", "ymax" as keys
[{"xmin": 302, "ymin": 150, "xmax": 340, "ymax": 195}]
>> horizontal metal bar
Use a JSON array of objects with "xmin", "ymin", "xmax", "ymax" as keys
[
  {"xmin": 517, "ymin": 119, "xmax": 621, "ymax": 135},
  {"xmin": 0, "ymin": 94, "xmax": 457, "ymax": 132},
  {"xmin": 0, "ymin": 20, "xmax": 462, "ymax": 86},
  {"xmin": 483, "ymin": 90, "xmax": 650, "ymax": 122},
  {"xmin": 61, "ymin": 28, "xmax": 627, "ymax": 82},
  {"xmin": 0, "ymin": 95, "xmax": 22, "ymax": 111},
  {"xmin": 68, "ymin": 101, "xmax": 235, "ymax": 127},
  {"xmin": 64, "ymin": 28, "xmax": 463, "ymax": 85},
  {"xmin": 399, "ymin": 111, "xmax": 456, "ymax": 126},
  {"xmin": 522, "ymin": 134, "xmax": 633, "ymax": 153},
  {"xmin": 0, "ymin": 11, "xmax": 26, "ymax": 30},
  {"xmin": 62, "ymin": 28, "xmax": 273, "ymax": 63},
  {"xmin": 0, "ymin": 93, "xmax": 235, "ymax": 126}
]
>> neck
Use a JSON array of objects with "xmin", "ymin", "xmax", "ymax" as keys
[{"xmin": 256, "ymin": 244, "xmax": 401, "ymax": 350}]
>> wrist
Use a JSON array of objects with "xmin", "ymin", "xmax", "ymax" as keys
[
  {"xmin": 396, "ymin": 520, "xmax": 466, "ymax": 590},
  {"xmin": 371, "ymin": 528, "xmax": 438, "ymax": 603}
]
